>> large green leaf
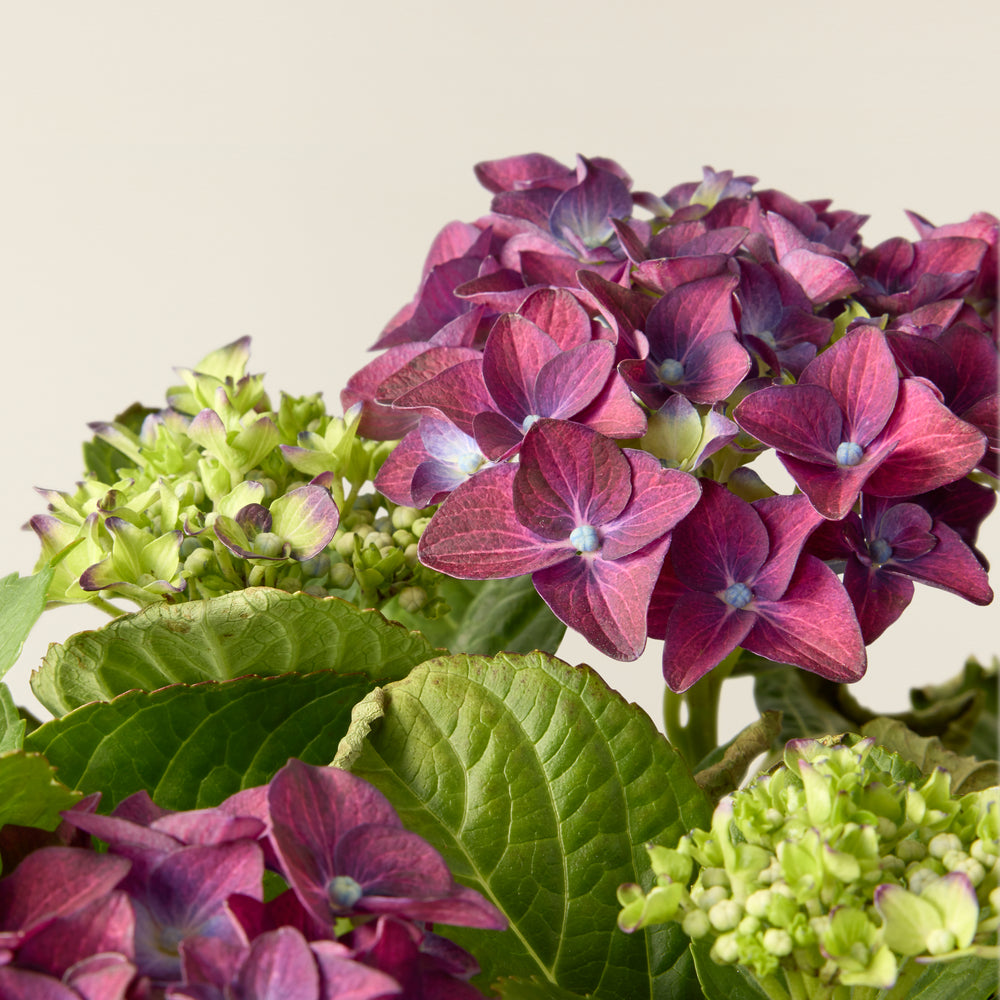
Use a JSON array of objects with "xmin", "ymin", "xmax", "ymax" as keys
[
  {"xmin": 0, "ymin": 683, "xmax": 25, "ymax": 753},
  {"xmin": 346, "ymin": 651, "xmax": 710, "ymax": 1000},
  {"xmin": 909, "ymin": 657, "xmax": 998, "ymax": 760},
  {"xmin": 750, "ymin": 661, "xmax": 854, "ymax": 745},
  {"xmin": 382, "ymin": 574, "xmax": 566, "ymax": 656},
  {"xmin": 32, "ymin": 588, "xmax": 440, "ymax": 715},
  {"xmin": 25, "ymin": 672, "xmax": 372, "ymax": 810},
  {"xmin": 905, "ymin": 955, "xmax": 999, "ymax": 1000},
  {"xmin": 0, "ymin": 751, "xmax": 82, "ymax": 839},
  {"xmin": 0, "ymin": 568, "xmax": 53, "ymax": 679}
]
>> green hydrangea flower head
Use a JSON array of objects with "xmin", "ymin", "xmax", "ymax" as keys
[{"xmin": 618, "ymin": 736, "xmax": 998, "ymax": 999}]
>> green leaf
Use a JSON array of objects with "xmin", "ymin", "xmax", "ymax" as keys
[
  {"xmin": 689, "ymin": 940, "xmax": 771, "ymax": 1000},
  {"xmin": 0, "ymin": 751, "xmax": 82, "ymax": 841},
  {"xmin": 347, "ymin": 651, "xmax": 710, "ymax": 1000},
  {"xmin": 0, "ymin": 568, "xmax": 53, "ymax": 679},
  {"xmin": 25, "ymin": 672, "xmax": 373, "ymax": 810},
  {"xmin": 494, "ymin": 977, "xmax": 593, "ymax": 1000},
  {"xmin": 859, "ymin": 717, "xmax": 999, "ymax": 794},
  {"xmin": 0, "ymin": 683, "xmax": 26, "ymax": 752},
  {"xmin": 905, "ymin": 955, "xmax": 1000, "ymax": 1000},
  {"xmin": 383, "ymin": 575, "xmax": 566, "ymax": 656},
  {"xmin": 31, "ymin": 588, "xmax": 440, "ymax": 716},
  {"xmin": 909, "ymin": 657, "xmax": 998, "ymax": 760},
  {"xmin": 750, "ymin": 661, "xmax": 854, "ymax": 745}
]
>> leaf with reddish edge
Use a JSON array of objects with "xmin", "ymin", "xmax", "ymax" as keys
[
  {"xmin": 661, "ymin": 590, "xmax": 756, "ymax": 692},
  {"xmin": 512, "ymin": 421, "xmax": 631, "ymax": 539},
  {"xmin": 534, "ymin": 535, "xmax": 672, "ymax": 659},
  {"xmin": 744, "ymin": 555, "xmax": 866, "ymax": 683},
  {"xmin": 800, "ymin": 326, "xmax": 899, "ymax": 444},
  {"xmin": 418, "ymin": 465, "xmax": 566, "ymax": 579}
]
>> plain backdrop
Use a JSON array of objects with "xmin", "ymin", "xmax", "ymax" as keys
[{"xmin": 1, "ymin": 1, "xmax": 997, "ymax": 739}]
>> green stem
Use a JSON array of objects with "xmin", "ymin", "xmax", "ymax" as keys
[
  {"xmin": 663, "ymin": 649, "xmax": 741, "ymax": 767},
  {"xmin": 89, "ymin": 595, "xmax": 126, "ymax": 618}
]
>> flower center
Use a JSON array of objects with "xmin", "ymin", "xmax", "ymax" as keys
[
  {"xmin": 521, "ymin": 414, "xmax": 540, "ymax": 433},
  {"xmin": 835, "ymin": 441, "xmax": 864, "ymax": 467},
  {"xmin": 569, "ymin": 524, "xmax": 600, "ymax": 553},
  {"xmin": 456, "ymin": 452, "xmax": 484, "ymax": 476},
  {"xmin": 327, "ymin": 875, "xmax": 363, "ymax": 912},
  {"xmin": 657, "ymin": 358, "xmax": 685, "ymax": 384},
  {"xmin": 721, "ymin": 582, "xmax": 753, "ymax": 609},
  {"xmin": 869, "ymin": 538, "xmax": 892, "ymax": 565}
]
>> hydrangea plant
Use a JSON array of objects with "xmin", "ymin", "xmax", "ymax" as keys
[{"xmin": 1, "ymin": 153, "xmax": 996, "ymax": 1000}]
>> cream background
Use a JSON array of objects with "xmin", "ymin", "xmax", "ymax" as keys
[{"xmin": 1, "ymin": 1, "xmax": 997, "ymax": 738}]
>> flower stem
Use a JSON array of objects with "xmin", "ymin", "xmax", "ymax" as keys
[{"xmin": 662, "ymin": 649, "xmax": 741, "ymax": 767}]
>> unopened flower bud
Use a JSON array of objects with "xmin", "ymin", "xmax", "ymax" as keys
[
  {"xmin": 184, "ymin": 548, "xmax": 214, "ymax": 576},
  {"xmin": 397, "ymin": 586, "xmax": 428, "ymax": 613},
  {"xmin": 411, "ymin": 516, "xmax": 431, "ymax": 538},
  {"xmin": 391, "ymin": 506, "xmax": 420, "ymax": 530},
  {"xmin": 682, "ymin": 908, "xmax": 711, "ymax": 939},
  {"xmin": 694, "ymin": 886, "xmax": 729, "ymax": 911},
  {"xmin": 328, "ymin": 563, "xmax": 355, "ymax": 589},
  {"xmin": 762, "ymin": 928, "xmax": 793, "ymax": 957},
  {"xmin": 403, "ymin": 543, "xmax": 420, "ymax": 567},
  {"xmin": 710, "ymin": 932, "xmax": 740, "ymax": 964},
  {"xmin": 928, "ymin": 833, "xmax": 962, "ymax": 859}
]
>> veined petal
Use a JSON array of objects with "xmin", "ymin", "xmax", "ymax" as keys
[
  {"xmin": 745, "ymin": 555, "xmax": 866, "ymax": 682},
  {"xmin": 752, "ymin": 493, "xmax": 826, "ymax": 599},
  {"xmin": 418, "ymin": 464, "xmax": 568, "ymax": 578},
  {"xmin": 801, "ymin": 326, "xmax": 899, "ymax": 445},
  {"xmin": 535, "ymin": 339, "xmax": 616, "ymax": 420},
  {"xmin": 513, "ymin": 420, "xmax": 631, "ymax": 538},
  {"xmin": 863, "ymin": 379, "xmax": 987, "ymax": 497},
  {"xmin": 600, "ymin": 453, "xmax": 700, "ymax": 560},
  {"xmin": 734, "ymin": 384, "xmax": 845, "ymax": 465},
  {"xmin": 661, "ymin": 590, "xmax": 755, "ymax": 692},
  {"xmin": 520, "ymin": 287, "xmax": 594, "ymax": 349},
  {"xmin": 534, "ymin": 535, "xmax": 672, "ymax": 660},
  {"xmin": 843, "ymin": 556, "xmax": 915, "ymax": 644},
  {"xmin": 482, "ymin": 314, "xmax": 561, "ymax": 420}
]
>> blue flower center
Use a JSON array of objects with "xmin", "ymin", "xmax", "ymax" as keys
[
  {"xmin": 835, "ymin": 441, "xmax": 864, "ymax": 467},
  {"xmin": 457, "ymin": 452, "xmax": 484, "ymax": 476},
  {"xmin": 327, "ymin": 875, "xmax": 363, "ymax": 912},
  {"xmin": 721, "ymin": 582, "xmax": 753, "ymax": 609},
  {"xmin": 869, "ymin": 538, "xmax": 892, "ymax": 565},
  {"xmin": 521, "ymin": 414, "xmax": 540, "ymax": 433},
  {"xmin": 657, "ymin": 358, "xmax": 685, "ymax": 384},
  {"xmin": 569, "ymin": 524, "xmax": 600, "ymax": 553}
]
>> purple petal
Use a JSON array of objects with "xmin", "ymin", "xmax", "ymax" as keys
[
  {"xmin": 734, "ymin": 384, "xmax": 845, "ymax": 465},
  {"xmin": 549, "ymin": 158, "xmax": 633, "ymax": 248},
  {"xmin": 897, "ymin": 521, "xmax": 993, "ymax": 604},
  {"xmin": 777, "ymin": 445, "xmax": 895, "ymax": 521},
  {"xmin": 667, "ymin": 480, "xmax": 769, "ymax": 593},
  {"xmin": 336, "ymin": 825, "xmax": 452, "ymax": 901},
  {"xmin": 310, "ymin": 940, "xmax": 403, "ymax": 1000},
  {"xmin": 472, "ymin": 410, "xmax": 523, "ymax": 461},
  {"xmin": 474, "ymin": 152, "xmax": 573, "ymax": 193},
  {"xmin": 864, "ymin": 379, "xmax": 987, "ymax": 497},
  {"xmin": 534, "ymin": 536, "xmax": 672, "ymax": 660},
  {"xmin": 375, "ymin": 347, "xmax": 483, "ymax": 406},
  {"xmin": 573, "ymin": 372, "xmax": 648, "ymax": 439},
  {"xmin": 482, "ymin": 314, "xmax": 561, "ymax": 420},
  {"xmin": 600, "ymin": 453, "xmax": 700, "ymax": 561},
  {"xmin": 519, "ymin": 287, "xmax": 593, "ymax": 349},
  {"xmin": 661, "ymin": 591, "xmax": 755, "ymax": 692},
  {"xmin": 394, "ymin": 359, "xmax": 493, "ymax": 436},
  {"xmin": 800, "ymin": 327, "xmax": 899, "ymax": 445},
  {"xmin": 745, "ymin": 556, "xmax": 866, "ymax": 682},
  {"xmin": 513, "ymin": 421, "xmax": 631, "ymax": 539},
  {"xmin": 535, "ymin": 340, "xmax": 616, "ymax": 419},
  {"xmin": 372, "ymin": 430, "xmax": 431, "ymax": 506},
  {"xmin": 237, "ymin": 927, "xmax": 319, "ymax": 1000},
  {"xmin": 752, "ymin": 493, "xmax": 826, "ymax": 600},
  {"xmin": 417, "ymin": 465, "xmax": 567, "ymax": 578},
  {"xmin": 843, "ymin": 556, "xmax": 915, "ymax": 643}
]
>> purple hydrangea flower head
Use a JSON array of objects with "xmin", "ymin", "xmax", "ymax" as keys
[
  {"xmin": 418, "ymin": 419, "xmax": 701, "ymax": 658},
  {"xmin": 733, "ymin": 325, "xmax": 987, "ymax": 519},
  {"xmin": 264, "ymin": 760, "xmax": 505, "ymax": 933},
  {"xmin": 648, "ymin": 481, "xmax": 866, "ymax": 691}
]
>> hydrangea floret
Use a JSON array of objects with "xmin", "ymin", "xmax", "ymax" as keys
[
  {"xmin": 343, "ymin": 151, "xmax": 996, "ymax": 696},
  {"xmin": 617, "ymin": 737, "xmax": 999, "ymax": 999},
  {"xmin": 0, "ymin": 759, "xmax": 505, "ymax": 999}
]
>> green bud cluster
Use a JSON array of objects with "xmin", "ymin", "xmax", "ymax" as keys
[
  {"xmin": 618, "ymin": 737, "xmax": 999, "ymax": 997},
  {"xmin": 30, "ymin": 338, "xmax": 445, "ymax": 618}
]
